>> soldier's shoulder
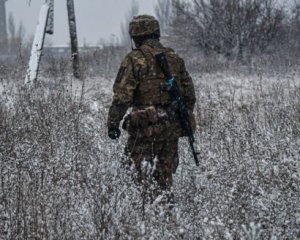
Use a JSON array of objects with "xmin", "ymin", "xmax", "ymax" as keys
[
  {"xmin": 121, "ymin": 49, "xmax": 147, "ymax": 67},
  {"xmin": 165, "ymin": 47, "xmax": 175, "ymax": 53},
  {"xmin": 125, "ymin": 49, "xmax": 145, "ymax": 60},
  {"xmin": 119, "ymin": 50, "xmax": 145, "ymax": 67},
  {"xmin": 165, "ymin": 47, "xmax": 185, "ymax": 64}
]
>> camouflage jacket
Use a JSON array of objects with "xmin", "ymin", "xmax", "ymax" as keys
[{"xmin": 107, "ymin": 39, "xmax": 196, "ymax": 140}]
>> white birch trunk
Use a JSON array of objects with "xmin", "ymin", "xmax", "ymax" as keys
[{"xmin": 25, "ymin": 4, "xmax": 49, "ymax": 84}]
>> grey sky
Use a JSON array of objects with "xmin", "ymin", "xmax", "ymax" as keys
[{"xmin": 6, "ymin": 0, "xmax": 157, "ymax": 46}]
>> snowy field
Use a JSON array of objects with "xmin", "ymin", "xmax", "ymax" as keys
[{"xmin": 0, "ymin": 64, "xmax": 300, "ymax": 239}]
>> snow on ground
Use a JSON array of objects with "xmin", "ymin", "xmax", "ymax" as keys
[{"xmin": 0, "ymin": 69, "xmax": 300, "ymax": 239}]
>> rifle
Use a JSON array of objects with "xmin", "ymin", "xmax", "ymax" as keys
[{"xmin": 155, "ymin": 52, "xmax": 200, "ymax": 166}]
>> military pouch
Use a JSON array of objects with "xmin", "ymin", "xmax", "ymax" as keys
[
  {"xmin": 164, "ymin": 101, "xmax": 196, "ymax": 137},
  {"xmin": 122, "ymin": 106, "xmax": 171, "ymax": 138}
]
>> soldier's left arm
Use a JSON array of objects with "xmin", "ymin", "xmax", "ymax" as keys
[
  {"xmin": 107, "ymin": 55, "xmax": 138, "ymax": 130},
  {"xmin": 179, "ymin": 59, "xmax": 196, "ymax": 111}
]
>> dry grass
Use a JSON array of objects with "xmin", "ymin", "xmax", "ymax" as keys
[{"xmin": 0, "ymin": 51, "xmax": 299, "ymax": 239}]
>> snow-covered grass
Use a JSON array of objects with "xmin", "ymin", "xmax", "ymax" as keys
[{"xmin": 0, "ymin": 59, "xmax": 299, "ymax": 239}]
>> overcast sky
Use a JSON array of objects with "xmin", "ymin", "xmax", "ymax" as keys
[{"xmin": 6, "ymin": 0, "xmax": 157, "ymax": 46}]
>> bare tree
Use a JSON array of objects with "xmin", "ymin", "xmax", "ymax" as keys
[
  {"xmin": 17, "ymin": 21, "xmax": 25, "ymax": 42},
  {"xmin": 8, "ymin": 13, "xmax": 25, "ymax": 50},
  {"xmin": 120, "ymin": 0, "xmax": 139, "ymax": 47},
  {"xmin": 288, "ymin": 0, "xmax": 300, "ymax": 47},
  {"xmin": 171, "ymin": 0, "xmax": 284, "ymax": 58},
  {"xmin": 8, "ymin": 12, "xmax": 15, "ymax": 39},
  {"xmin": 7, "ymin": 12, "xmax": 16, "ymax": 53},
  {"xmin": 155, "ymin": 0, "xmax": 173, "ymax": 35},
  {"xmin": 0, "ymin": 0, "xmax": 8, "ymax": 52},
  {"xmin": 16, "ymin": 21, "xmax": 26, "ymax": 48}
]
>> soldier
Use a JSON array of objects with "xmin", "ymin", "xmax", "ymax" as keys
[{"xmin": 107, "ymin": 15, "xmax": 196, "ymax": 203}]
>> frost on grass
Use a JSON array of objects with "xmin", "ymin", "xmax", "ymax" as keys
[{"xmin": 0, "ymin": 64, "xmax": 300, "ymax": 239}]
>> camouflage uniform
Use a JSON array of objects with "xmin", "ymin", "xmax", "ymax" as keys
[{"xmin": 107, "ymin": 15, "xmax": 196, "ymax": 200}]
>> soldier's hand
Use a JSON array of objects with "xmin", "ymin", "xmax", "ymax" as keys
[{"xmin": 108, "ymin": 127, "xmax": 121, "ymax": 140}]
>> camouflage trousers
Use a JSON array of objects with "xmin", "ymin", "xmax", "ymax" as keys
[{"xmin": 125, "ymin": 137, "xmax": 179, "ymax": 202}]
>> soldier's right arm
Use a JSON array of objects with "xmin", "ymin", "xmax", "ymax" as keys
[{"xmin": 107, "ymin": 54, "xmax": 139, "ymax": 130}]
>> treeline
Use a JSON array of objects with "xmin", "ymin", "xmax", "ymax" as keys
[{"xmin": 155, "ymin": 0, "xmax": 300, "ymax": 64}]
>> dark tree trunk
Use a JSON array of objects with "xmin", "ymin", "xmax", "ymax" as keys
[
  {"xmin": 0, "ymin": 0, "xmax": 8, "ymax": 53},
  {"xmin": 46, "ymin": 0, "xmax": 54, "ymax": 35},
  {"xmin": 67, "ymin": 0, "xmax": 80, "ymax": 79}
]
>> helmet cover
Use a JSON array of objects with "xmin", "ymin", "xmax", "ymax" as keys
[{"xmin": 129, "ymin": 15, "xmax": 160, "ymax": 37}]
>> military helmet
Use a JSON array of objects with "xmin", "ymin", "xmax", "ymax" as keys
[{"xmin": 129, "ymin": 15, "xmax": 160, "ymax": 38}]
